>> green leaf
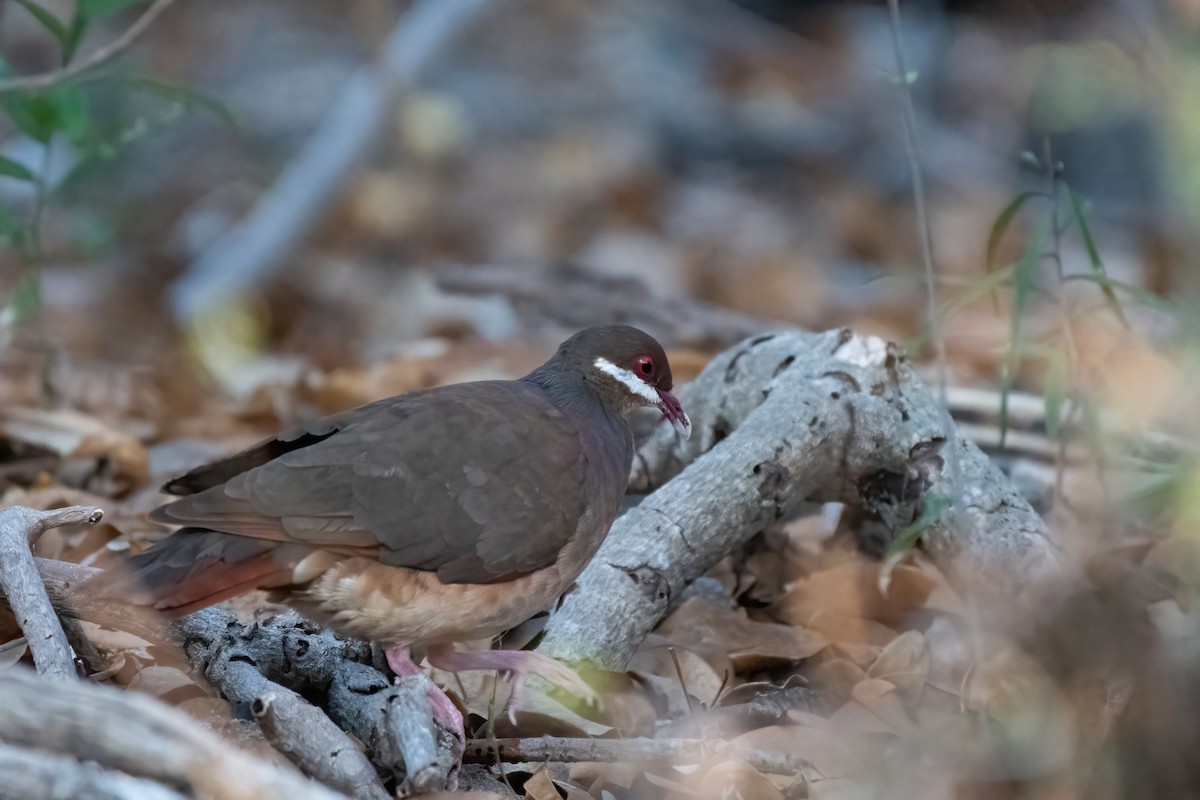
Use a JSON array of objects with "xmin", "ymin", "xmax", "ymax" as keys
[
  {"xmin": 0, "ymin": 156, "xmax": 35, "ymax": 182},
  {"xmin": 3, "ymin": 92, "xmax": 58, "ymax": 143},
  {"xmin": 879, "ymin": 493, "xmax": 953, "ymax": 595},
  {"xmin": 885, "ymin": 494, "xmax": 953, "ymax": 561},
  {"xmin": 1043, "ymin": 350, "xmax": 1066, "ymax": 440},
  {"xmin": 120, "ymin": 77, "xmax": 240, "ymax": 129},
  {"xmin": 999, "ymin": 217, "xmax": 1049, "ymax": 448},
  {"xmin": 985, "ymin": 190, "xmax": 1043, "ymax": 311},
  {"xmin": 47, "ymin": 85, "xmax": 91, "ymax": 146},
  {"xmin": 8, "ymin": 274, "xmax": 41, "ymax": 321},
  {"xmin": 1067, "ymin": 187, "xmax": 1130, "ymax": 330},
  {"xmin": 12, "ymin": 0, "xmax": 68, "ymax": 49},
  {"xmin": 79, "ymin": 0, "xmax": 148, "ymax": 18},
  {"xmin": 63, "ymin": 8, "xmax": 91, "ymax": 63},
  {"xmin": 1063, "ymin": 274, "xmax": 1177, "ymax": 315},
  {"xmin": 1021, "ymin": 150, "xmax": 1041, "ymax": 169}
]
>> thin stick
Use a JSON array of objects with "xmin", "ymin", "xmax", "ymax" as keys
[
  {"xmin": 463, "ymin": 737, "xmax": 817, "ymax": 778},
  {"xmin": 0, "ymin": 0, "xmax": 176, "ymax": 95},
  {"xmin": 885, "ymin": 0, "xmax": 947, "ymax": 403},
  {"xmin": 0, "ymin": 505, "xmax": 103, "ymax": 680}
]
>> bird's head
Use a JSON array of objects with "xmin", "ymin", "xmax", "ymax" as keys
[{"xmin": 547, "ymin": 325, "xmax": 691, "ymax": 439}]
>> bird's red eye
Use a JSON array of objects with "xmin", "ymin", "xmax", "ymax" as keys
[{"xmin": 637, "ymin": 357, "xmax": 654, "ymax": 376}]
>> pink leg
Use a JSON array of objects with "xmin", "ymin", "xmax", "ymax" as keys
[
  {"xmin": 384, "ymin": 645, "xmax": 465, "ymax": 741},
  {"xmin": 425, "ymin": 644, "xmax": 597, "ymax": 721}
]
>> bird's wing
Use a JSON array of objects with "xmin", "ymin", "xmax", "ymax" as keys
[{"xmin": 151, "ymin": 381, "xmax": 590, "ymax": 583}]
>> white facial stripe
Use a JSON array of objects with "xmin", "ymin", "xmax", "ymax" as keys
[{"xmin": 593, "ymin": 357, "xmax": 659, "ymax": 402}]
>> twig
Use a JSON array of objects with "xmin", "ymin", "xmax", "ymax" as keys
[
  {"xmin": 0, "ymin": 0, "xmax": 176, "ymax": 95},
  {"xmin": 885, "ymin": 0, "xmax": 946, "ymax": 402},
  {"xmin": 0, "ymin": 504, "xmax": 102, "ymax": 679},
  {"xmin": 463, "ymin": 737, "xmax": 816, "ymax": 777},
  {"xmin": 0, "ymin": 665, "xmax": 349, "ymax": 800},
  {"xmin": 170, "ymin": 0, "xmax": 492, "ymax": 319}
]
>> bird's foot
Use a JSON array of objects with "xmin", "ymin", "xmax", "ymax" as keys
[
  {"xmin": 384, "ymin": 645, "xmax": 465, "ymax": 744},
  {"xmin": 425, "ymin": 643, "xmax": 597, "ymax": 723}
]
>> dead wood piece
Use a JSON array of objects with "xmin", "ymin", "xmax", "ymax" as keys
[
  {"xmin": 326, "ymin": 660, "xmax": 461, "ymax": 795},
  {"xmin": 216, "ymin": 660, "xmax": 389, "ymax": 800},
  {"xmin": 171, "ymin": 0, "xmax": 492, "ymax": 319},
  {"xmin": 13, "ymin": 561, "xmax": 458, "ymax": 795},
  {"xmin": 0, "ymin": 742, "xmax": 188, "ymax": 800},
  {"xmin": 463, "ymin": 737, "xmax": 814, "ymax": 777},
  {"xmin": 175, "ymin": 605, "xmax": 458, "ymax": 793},
  {"xmin": 437, "ymin": 264, "xmax": 777, "ymax": 350},
  {"xmin": 0, "ymin": 505, "xmax": 103, "ymax": 679},
  {"xmin": 539, "ymin": 330, "xmax": 1066, "ymax": 671},
  {"xmin": 0, "ymin": 666, "xmax": 348, "ymax": 800}
]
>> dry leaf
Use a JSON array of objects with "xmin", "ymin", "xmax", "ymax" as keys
[
  {"xmin": 731, "ymin": 725, "xmax": 861, "ymax": 779},
  {"xmin": 0, "ymin": 638, "xmax": 28, "ymax": 670},
  {"xmin": 771, "ymin": 561, "xmax": 935, "ymax": 630},
  {"xmin": 849, "ymin": 678, "xmax": 911, "ymax": 731},
  {"xmin": 0, "ymin": 407, "xmax": 149, "ymax": 492},
  {"xmin": 867, "ymin": 630, "xmax": 930, "ymax": 702},
  {"xmin": 525, "ymin": 768, "xmax": 564, "ymax": 800},
  {"xmin": 654, "ymin": 597, "xmax": 827, "ymax": 674},
  {"xmin": 696, "ymin": 760, "xmax": 784, "ymax": 800}
]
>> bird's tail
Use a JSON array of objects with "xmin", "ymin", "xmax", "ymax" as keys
[{"xmin": 92, "ymin": 528, "xmax": 297, "ymax": 615}]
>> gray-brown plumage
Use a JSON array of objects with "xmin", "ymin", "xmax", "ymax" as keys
[{"xmin": 117, "ymin": 326, "xmax": 690, "ymax": 665}]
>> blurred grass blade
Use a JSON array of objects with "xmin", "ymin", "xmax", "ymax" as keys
[
  {"xmin": 64, "ymin": 7, "xmax": 91, "ymax": 63},
  {"xmin": 880, "ymin": 493, "xmax": 953, "ymax": 593},
  {"xmin": 1080, "ymin": 393, "xmax": 1107, "ymax": 471},
  {"xmin": 1043, "ymin": 350, "xmax": 1066, "ymax": 440},
  {"xmin": 121, "ymin": 77, "xmax": 239, "ymax": 129},
  {"xmin": 0, "ymin": 156, "xmax": 35, "ymax": 182},
  {"xmin": 1064, "ymin": 273, "xmax": 1176, "ymax": 315},
  {"xmin": 12, "ymin": 0, "xmax": 69, "ymax": 53},
  {"xmin": 985, "ymin": 190, "xmax": 1041, "ymax": 311},
  {"xmin": 999, "ymin": 217, "xmax": 1048, "ymax": 448},
  {"xmin": 79, "ymin": 0, "xmax": 149, "ymax": 17},
  {"xmin": 1068, "ymin": 187, "xmax": 1130, "ymax": 329},
  {"xmin": 940, "ymin": 263, "xmax": 1016, "ymax": 327},
  {"xmin": 3, "ymin": 92, "xmax": 57, "ymax": 143}
]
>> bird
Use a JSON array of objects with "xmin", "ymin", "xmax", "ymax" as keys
[{"xmin": 111, "ymin": 325, "xmax": 690, "ymax": 739}]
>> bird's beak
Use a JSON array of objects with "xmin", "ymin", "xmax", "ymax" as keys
[{"xmin": 656, "ymin": 388, "xmax": 691, "ymax": 439}]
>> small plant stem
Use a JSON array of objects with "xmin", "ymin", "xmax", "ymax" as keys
[
  {"xmin": 886, "ymin": 0, "xmax": 947, "ymax": 404},
  {"xmin": 0, "ymin": 0, "xmax": 177, "ymax": 95},
  {"xmin": 1043, "ymin": 137, "xmax": 1079, "ymax": 507}
]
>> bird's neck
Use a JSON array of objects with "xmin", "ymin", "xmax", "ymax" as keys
[{"xmin": 523, "ymin": 363, "xmax": 618, "ymax": 428}]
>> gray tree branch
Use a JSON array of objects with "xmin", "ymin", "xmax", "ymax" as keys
[
  {"xmin": 0, "ymin": 504, "xmax": 103, "ymax": 679},
  {"xmin": 170, "ymin": 0, "xmax": 492, "ymax": 319},
  {"xmin": 539, "ymin": 329, "xmax": 1068, "ymax": 670},
  {"xmin": 0, "ymin": 665, "xmax": 348, "ymax": 800}
]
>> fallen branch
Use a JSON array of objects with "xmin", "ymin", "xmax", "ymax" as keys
[
  {"xmin": 463, "ymin": 736, "xmax": 814, "ymax": 777},
  {"xmin": 0, "ymin": 0, "xmax": 176, "ymax": 95},
  {"xmin": 170, "ymin": 0, "xmax": 491, "ymax": 319},
  {"xmin": 216, "ymin": 661, "xmax": 389, "ymax": 800},
  {"xmin": 0, "ymin": 665, "xmax": 348, "ymax": 800},
  {"xmin": 326, "ymin": 661, "xmax": 461, "ymax": 795},
  {"xmin": 0, "ymin": 742, "xmax": 188, "ymax": 800},
  {"xmin": 0, "ymin": 504, "xmax": 103, "ymax": 679},
  {"xmin": 437, "ymin": 263, "xmax": 777, "ymax": 350},
  {"xmin": 539, "ymin": 330, "xmax": 1068, "ymax": 670},
  {"xmin": 18, "ymin": 559, "xmax": 460, "ymax": 794}
]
